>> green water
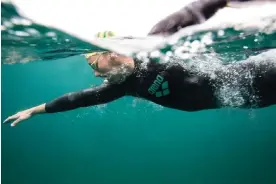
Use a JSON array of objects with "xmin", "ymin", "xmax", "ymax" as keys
[
  {"xmin": 2, "ymin": 55, "xmax": 276, "ymax": 184},
  {"xmin": 2, "ymin": 1, "xmax": 276, "ymax": 183}
]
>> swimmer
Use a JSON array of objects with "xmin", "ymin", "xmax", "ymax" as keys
[{"xmin": 3, "ymin": 50, "xmax": 276, "ymax": 127}]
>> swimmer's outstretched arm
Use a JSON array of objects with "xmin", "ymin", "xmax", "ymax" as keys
[{"xmin": 3, "ymin": 83, "xmax": 125, "ymax": 127}]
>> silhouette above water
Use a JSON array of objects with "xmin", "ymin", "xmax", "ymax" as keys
[{"xmin": 148, "ymin": 0, "xmax": 276, "ymax": 36}]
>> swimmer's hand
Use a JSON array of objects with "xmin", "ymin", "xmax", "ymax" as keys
[
  {"xmin": 148, "ymin": 11, "xmax": 188, "ymax": 36},
  {"xmin": 3, "ymin": 104, "xmax": 46, "ymax": 127}
]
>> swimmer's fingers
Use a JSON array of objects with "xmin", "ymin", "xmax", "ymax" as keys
[
  {"xmin": 3, "ymin": 110, "xmax": 32, "ymax": 127},
  {"xmin": 3, "ymin": 113, "xmax": 19, "ymax": 124},
  {"xmin": 10, "ymin": 118, "xmax": 23, "ymax": 127}
]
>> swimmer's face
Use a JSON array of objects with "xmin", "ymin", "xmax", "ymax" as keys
[
  {"xmin": 87, "ymin": 52, "xmax": 114, "ymax": 78},
  {"xmin": 86, "ymin": 52, "xmax": 128, "ymax": 83}
]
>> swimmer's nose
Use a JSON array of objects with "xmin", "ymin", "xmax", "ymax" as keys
[
  {"xmin": 94, "ymin": 72, "xmax": 106, "ymax": 78},
  {"xmin": 94, "ymin": 71, "xmax": 100, "ymax": 77}
]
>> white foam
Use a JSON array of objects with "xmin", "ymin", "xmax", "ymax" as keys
[
  {"xmin": 14, "ymin": 31, "xmax": 30, "ymax": 36},
  {"xmin": 150, "ymin": 50, "xmax": 161, "ymax": 58},
  {"xmin": 167, "ymin": 3, "xmax": 276, "ymax": 53},
  {"xmin": 11, "ymin": 0, "xmax": 195, "ymax": 37},
  {"xmin": 1, "ymin": 25, "xmax": 6, "ymax": 31},
  {"xmin": 25, "ymin": 28, "xmax": 40, "ymax": 36},
  {"xmin": 187, "ymin": 49, "xmax": 276, "ymax": 107},
  {"xmin": 3, "ymin": 21, "xmax": 13, "ymax": 28},
  {"xmin": 9, "ymin": 0, "xmax": 276, "ymax": 56},
  {"xmin": 217, "ymin": 30, "xmax": 225, "ymax": 37},
  {"xmin": 201, "ymin": 33, "xmax": 213, "ymax": 45},
  {"xmin": 10, "ymin": 17, "xmax": 32, "ymax": 26}
]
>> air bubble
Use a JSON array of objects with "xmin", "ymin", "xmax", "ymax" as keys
[
  {"xmin": 1, "ymin": 25, "xmax": 6, "ymax": 31},
  {"xmin": 25, "ymin": 28, "xmax": 40, "ymax": 36},
  {"xmin": 217, "ymin": 30, "xmax": 225, "ymax": 37},
  {"xmin": 46, "ymin": 32, "xmax": 57, "ymax": 37},
  {"xmin": 11, "ymin": 17, "xmax": 32, "ymax": 26},
  {"xmin": 14, "ymin": 31, "xmax": 30, "ymax": 37},
  {"xmin": 3, "ymin": 21, "xmax": 13, "ymax": 28}
]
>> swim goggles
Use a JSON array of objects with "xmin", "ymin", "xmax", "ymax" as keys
[{"xmin": 85, "ymin": 51, "xmax": 109, "ymax": 70}]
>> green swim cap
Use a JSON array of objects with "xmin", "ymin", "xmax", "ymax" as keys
[{"xmin": 96, "ymin": 31, "xmax": 115, "ymax": 38}]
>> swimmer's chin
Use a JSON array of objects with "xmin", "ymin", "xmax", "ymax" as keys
[
  {"xmin": 104, "ymin": 75, "xmax": 128, "ymax": 84},
  {"xmin": 104, "ymin": 78, "xmax": 121, "ymax": 84},
  {"xmin": 103, "ymin": 78, "xmax": 117, "ymax": 84}
]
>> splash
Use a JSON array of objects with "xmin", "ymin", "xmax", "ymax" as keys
[
  {"xmin": 2, "ymin": 1, "xmax": 276, "ymax": 64},
  {"xmin": 197, "ymin": 49, "xmax": 276, "ymax": 108},
  {"xmin": 130, "ymin": 3, "xmax": 276, "ymax": 108}
]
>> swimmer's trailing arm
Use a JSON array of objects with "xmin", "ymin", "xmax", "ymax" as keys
[
  {"xmin": 45, "ymin": 83, "xmax": 125, "ymax": 113},
  {"xmin": 148, "ymin": 0, "xmax": 227, "ymax": 35}
]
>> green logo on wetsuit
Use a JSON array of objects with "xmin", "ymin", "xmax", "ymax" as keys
[{"xmin": 148, "ymin": 74, "xmax": 170, "ymax": 97}]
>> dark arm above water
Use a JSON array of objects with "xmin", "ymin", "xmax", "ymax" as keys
[{"xmin": 148, "ymin": 0, "xmax": 228, "ymax": 35}]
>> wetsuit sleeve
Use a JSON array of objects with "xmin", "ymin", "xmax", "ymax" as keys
[
  {"xmin": 148, "ymin": 0, "xmax": 227, "ymax": 35},
  {"xmin": 193, "ymin": 0, "xmax": 228, "ymax": 20},
  {"xmin": 45, "ymin": 83, "xmax": 126, "ymax": 113}
]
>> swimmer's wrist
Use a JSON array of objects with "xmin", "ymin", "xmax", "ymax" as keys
[{"xmin": 29, "ymin": 103, "xmax": 46, "ymax": 115}]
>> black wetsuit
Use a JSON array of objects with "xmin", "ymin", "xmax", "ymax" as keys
[{"xmin": 45, "ymin": 58, "xmax": 276, "ymax": 113}]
